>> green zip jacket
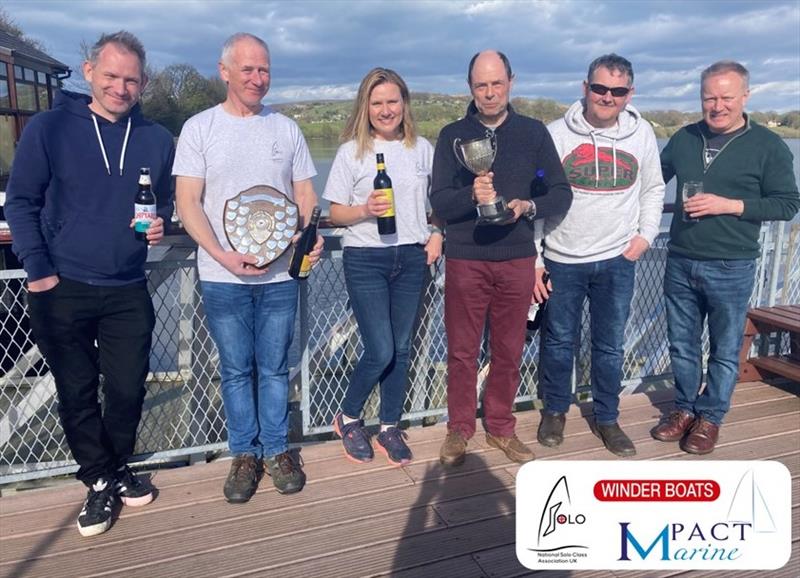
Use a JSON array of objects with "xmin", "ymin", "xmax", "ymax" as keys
[{"xmin": 661, "ymin": 116, "xmax": 799, "ymax": 260}]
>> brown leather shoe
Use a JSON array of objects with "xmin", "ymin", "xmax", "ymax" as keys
[
  {"xmin": 652, "ymin": 410, "xmax": 695, "ymax": 442},
  {"xmin": 681, "ymin": 418, "xmax": 719, "ymax": 455},
  {"xmin": 537, "ymin": 412, "xmax": 566, "ymax": 447},
  {"xmin": 485, "ymin": 433, "xmax": 535, "ymax": 463},
  {"xmin": 440, "ymin": 431, "xmax": 468, "ymax": 466}
]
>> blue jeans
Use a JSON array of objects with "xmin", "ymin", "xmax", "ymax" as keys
[
  {"xmin": 664, "ymin": 254, "xmax": 755, "ymax": 425},
  {"xmin": 539, "ymin": 255, "xmax": 636, "ymax": 424},
  {"xmin": 200, "ymin": 280, "xmax": 298, "ymax": 457},
  {"xmin": 341, "ymin": 245, "xmax": 427, "ymax": 424}
]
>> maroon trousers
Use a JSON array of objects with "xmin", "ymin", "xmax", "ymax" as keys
[{"xmin": 444, "ymin": 257, "xmax": 536, "ymax": 438}]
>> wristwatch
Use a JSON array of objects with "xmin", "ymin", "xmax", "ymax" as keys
[{"xmin": 523, "ymin": 200, "xmax": 537, "ymax": 222}]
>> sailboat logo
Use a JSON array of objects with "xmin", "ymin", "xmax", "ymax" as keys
[
  {"xmin": 528, "ymin": 475, "xmax": 589, "ymax": 552},
  {"xmin": 727, "ymin": 469, "xmax": 776, "ymax": 533}
]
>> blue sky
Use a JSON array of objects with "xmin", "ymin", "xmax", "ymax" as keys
[{"xmin": 5, "ymin": 0, "xmax": 800, "ymax": 111}]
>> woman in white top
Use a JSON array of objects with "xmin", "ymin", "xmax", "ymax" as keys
[{"xmin": 323, "ymin": 67, "xmax": 443, "ymax": 465}]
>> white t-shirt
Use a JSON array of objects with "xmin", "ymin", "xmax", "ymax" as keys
[
  {"xmin": 173, "ymin": 105, "xmax": 317, "ymax": 284},
  {"xmin": 322, "ymin": 138, "xmax": 433, "ymax": 248}
]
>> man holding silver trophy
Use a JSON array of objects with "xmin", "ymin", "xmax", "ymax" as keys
[{"xmin": 430, "ymin": 50, "xmax": 572, "ymax": 467}]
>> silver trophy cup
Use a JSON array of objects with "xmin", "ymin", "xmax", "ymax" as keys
[{"xmin": 453, "ymin": 134, "xmax": 514, "ymax": 226}]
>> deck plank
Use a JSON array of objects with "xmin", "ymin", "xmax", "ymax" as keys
[{"xmin": 0, "ymin": 381, "xmax": 797, "ymax": 578}]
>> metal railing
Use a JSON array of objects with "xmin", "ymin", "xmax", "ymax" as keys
[{"xmin": 1, "ymin": 221, "xmax": 797, "ymax": 483}]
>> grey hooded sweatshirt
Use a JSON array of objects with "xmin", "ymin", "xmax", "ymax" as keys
[{"xmin": 538, "ymin": 99, "xmax": 665, "ymax": 264}]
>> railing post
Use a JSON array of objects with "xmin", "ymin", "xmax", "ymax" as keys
[{"xmin": 769, "ymin": 221, "xmax": 785, "ymax": 307}]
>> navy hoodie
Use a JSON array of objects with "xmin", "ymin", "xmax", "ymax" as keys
[{"xmin": 5, "ymin": 90, "xmax": 175, "ymax": 285}]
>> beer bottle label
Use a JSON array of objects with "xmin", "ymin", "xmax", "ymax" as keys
[
  {"xmin": 378, "ymin": 187, "xmax": 395, "ymax": 217},
  {"xmin": 134, "ymin": 203, "xmax": 157, "ymax": 232}
]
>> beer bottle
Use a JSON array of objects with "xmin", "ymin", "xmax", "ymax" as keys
[
  {"xmin": 289, "ymin": 206, "xmax": 321, "ymax": 280},
  {"xmin": 134, "ymin": 167, "xmax": 157, "ymax": 242},
  {"xmin": 374, "ymin": 153, "xmax": 396, "ymax": 235}
]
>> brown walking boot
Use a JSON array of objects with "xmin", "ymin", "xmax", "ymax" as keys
[{"xmin": 439, "ymin": 431, "xmax": 467, "ymax": 466}]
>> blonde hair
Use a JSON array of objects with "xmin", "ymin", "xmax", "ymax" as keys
[{"xmin": 341, "ymin": 67, "xmax": 417, "ymax": 159}]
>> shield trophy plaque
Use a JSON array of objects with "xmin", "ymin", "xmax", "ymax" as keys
[
  {"xmin": 453, "ymin": 134, "xmax": 515, "ymax": 226},
  {"xmin": 223, "ymin": 185, "xmax": 299, "ymax": 268}
]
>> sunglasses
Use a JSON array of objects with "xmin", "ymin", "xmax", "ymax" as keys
[{"xmin": 589, "ymin": 83, "xmax": 631, "ymax": 97}]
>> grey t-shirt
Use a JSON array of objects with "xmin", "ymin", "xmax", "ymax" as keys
[
  {"xmin": 322, "ymin": 138, "xmax": 433, "ymax": 248},
  {"xmin": 173, "ymin": 104, "xmax": 317, "ymax": 284}
]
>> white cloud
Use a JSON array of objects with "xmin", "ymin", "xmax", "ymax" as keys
[
  {"xmin": 3, "ymin": 0, "xmax": 798, "ymax": 111},
  {"xmin": 271, "ymin": 84, "xmax": 358, "ymax": 102}
]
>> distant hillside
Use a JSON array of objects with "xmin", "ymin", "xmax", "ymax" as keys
[{"xmin": 273, "ymin": 93, "xmax": 800, "ymax": 140}]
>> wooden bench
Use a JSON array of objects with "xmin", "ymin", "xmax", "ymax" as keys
[{"xmin": 738, "ymin": 305, "xmax": 800, "ymax": 383}]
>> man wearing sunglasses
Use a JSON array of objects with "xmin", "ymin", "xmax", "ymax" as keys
[
  {"xmin": 654, "ymin": 61, "xmax": 798, "ymax": 455},
  {"xmin": 533, "ymin": 54, "xmax": 664, "ymax": 457}
]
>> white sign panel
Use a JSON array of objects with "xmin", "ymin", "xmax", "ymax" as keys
[{"xmin": 516, "ymin": 460, "xmax": 791, "ymax": 570}]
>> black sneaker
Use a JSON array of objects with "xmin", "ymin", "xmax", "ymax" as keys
[
  {"xmin": 223, "ymin": 454, "xmax": 260, "ymax": 503},
  {"xmin": 264, "ymin": 451, "xmax": 306, "ymax": 495},
  {"xmin": 114, "ymin": 465, "xmax": 154, "ymax": 507},
  {"xmin": 375, "ymin": 427, "xmax": 413, "ymax": 466},
  {"xmin": 77, "ymin": 478, "xmax": 116, "ymax": 537}
]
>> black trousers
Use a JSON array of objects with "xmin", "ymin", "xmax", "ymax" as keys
[{"xmin": 27, "ymin": 278, "xmax": 155, "ymax": 486}]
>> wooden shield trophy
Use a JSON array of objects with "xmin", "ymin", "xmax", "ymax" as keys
[{"xmin": 223, "ymin": 185, "xmax": 299, "ymax": 268}]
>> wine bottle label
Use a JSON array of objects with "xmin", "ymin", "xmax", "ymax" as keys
[
  {"xmin": 134, "ymin": 203, "xmax": 157, "ymax": 232},
  {"xmin": 378, "ymin": 187, "xmax": 395, "ymax": 217},
  {"xmin": 300, "ymin": 255, "xmax": 312, "ymax": 274}
]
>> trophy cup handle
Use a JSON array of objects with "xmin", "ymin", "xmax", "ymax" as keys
[{"xmin": 452, "ymin": 137, "xmax": 468, "ymax": 172}]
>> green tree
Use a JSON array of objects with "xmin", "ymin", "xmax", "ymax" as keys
[{"xmin": 140, "ymin": 64, "xmax": 226, "ymax": 135}]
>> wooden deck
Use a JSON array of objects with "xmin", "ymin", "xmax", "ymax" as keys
[{"xmin": 1, "ymin": 379, "xmax": 798, "ymax": 578}]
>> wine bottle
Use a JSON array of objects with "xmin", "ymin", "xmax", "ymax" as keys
[
  {"xmin": 134, "ymin": 167, "xmax": 157, "ymax": 242},
  {"xmin": 531, "ymin": 168, "xmax": 547, "ymax": 198},
  {"xmin": 374, "ymin": 153, "xmax": 396, "ymax": 235},
  {"xmin": 288, "ymin": 206, "xmax": 321, "ymax": 280},
  {"xmin": 527, "ymin": 272, "xmax": 550, "ymax": 332}
]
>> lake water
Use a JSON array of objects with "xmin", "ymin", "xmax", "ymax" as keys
[{"xmin": 308, "ymin": 138, "xmax": 800, "ymax": 226}]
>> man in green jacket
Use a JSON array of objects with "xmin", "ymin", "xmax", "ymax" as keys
[{"xmin": 653, "ymin": 61, "xmax": 799, "ymax": 454}]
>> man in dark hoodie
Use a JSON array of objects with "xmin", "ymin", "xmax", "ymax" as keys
[
  {"xmin": 5, "ymin": 31, "xmax": 174, "ymax": 537},
  {"xmin": 430, "ymin": 50, "xmax": 571, "ymax": 467}
]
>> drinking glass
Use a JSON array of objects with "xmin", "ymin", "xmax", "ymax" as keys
[{"xmin": 682, "ymin": 181, "xmax": 703, "ymax": 222}]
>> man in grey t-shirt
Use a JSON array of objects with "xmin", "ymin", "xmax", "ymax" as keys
[{"xmin": 174, "ymin": 32, "xmax": 322, "ymax": 502}]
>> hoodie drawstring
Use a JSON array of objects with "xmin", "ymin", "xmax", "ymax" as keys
[
  {"xmin": 612, "ymin": 139, "xmax": 618, "ymax": 186},
  {"xmin": 589, "ymin": 130, "xmax": 619, "ymax": 187},
  {"xmin": 91, "ymin": 114, "xmax": 132, "ymax": 176}
]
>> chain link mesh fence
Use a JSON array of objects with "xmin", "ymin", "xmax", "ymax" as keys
[{"xmin": 1, "ymin": 222, "xmax": 797, "ymax": 482}]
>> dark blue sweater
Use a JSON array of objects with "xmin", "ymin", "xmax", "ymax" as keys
[
  {"xmin": 430, "ymin": 102, "xmax": 572, "ymax": 261},
  {"xmin": 5, "ymin": 90, "xmax": 175, "ymax": 285}
]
